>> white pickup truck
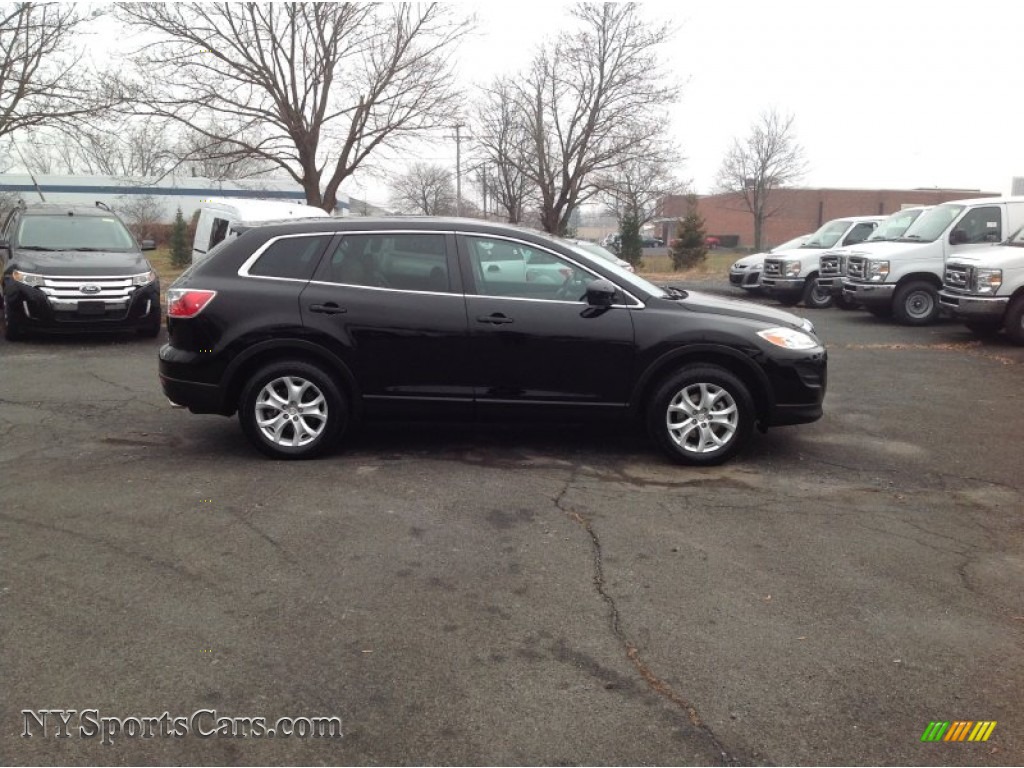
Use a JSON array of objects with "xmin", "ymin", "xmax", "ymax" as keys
[
  {"xmin": 842, "ymin": 196, "xmax": 1024, "ymax": 325},
  {"xmin": 760, "ymin": 216, "xmax": 883, "ymax": 308},
  {"xmin": 938, "ymin": 225, "xmax": 1024, "ymax": 343},
  {"xmin": 816, "ymin": 207, "xmax": 929, "ymax": 310}
]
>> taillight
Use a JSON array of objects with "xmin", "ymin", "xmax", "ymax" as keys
[{"xmin": 167, "ymin": 289, "xmax": 217, "ymax": 318}]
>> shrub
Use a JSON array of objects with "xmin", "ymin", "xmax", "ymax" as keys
[
  {"xmin": 618, "ymin": 210, "xmax": 643, "ymax": 268},
  {"xmin": 670, "ymin": 195, "xmax": 708, "ymax": 271},
  {"xmin": 169, "ymin": 207, "xmax": 190, "ymax": 269}
]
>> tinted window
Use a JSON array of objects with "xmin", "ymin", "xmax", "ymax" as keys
[
  {"xmin": 316, "ymin": 233, "xmax": 449, "ymax": 291},
  {"xmin": 210, "ymin": 217, "xmax": 231, "ymax": 248},
  {"xmin": 843, "ymin": 222, "xmax": 876, "ymax": 245},
  {"xmin": 466, "ymin": 236, "xmax": 596, "ymax": 301},
  {"xmin": 249, "ymin": 235, "xmax": 331, "ymax": 280},
  {"xmin": 954, "ymin": 206, "xmax": 1001, "ymax": 243}
]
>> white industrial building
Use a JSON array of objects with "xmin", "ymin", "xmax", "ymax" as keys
[{"xmin": 0, "ymin": 173, "xmax": 349, "ymax": 219}]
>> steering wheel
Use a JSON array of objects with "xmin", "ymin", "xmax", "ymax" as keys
[{"xmin": 555, "ymin": 273, "xmax": 586, "ymax": 301}]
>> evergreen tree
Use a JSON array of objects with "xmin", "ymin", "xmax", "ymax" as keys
[
  {"xmin": 670, "ymin": 195, "xmax": 708, "ymax": 270},
  {"xmin": 618, "ymin": 210, "xmax": 643, "ymax": 267},
  {"xmin": 170, "ymin": 207, "xmax": 190, "ymax": 269}
]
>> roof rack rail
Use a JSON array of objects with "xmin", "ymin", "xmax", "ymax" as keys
[{"xmin": 95, "ymin": 200, "xmax": 112, "ymax": 212}]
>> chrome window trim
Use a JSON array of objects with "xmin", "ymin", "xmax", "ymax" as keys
[
  {"xmin": 306, "ymin": 280, "xmax": 462, "ymax": 298},
  {"xmin": 455, "ymin": 230, "xmax": 645, "ymax": 308}
]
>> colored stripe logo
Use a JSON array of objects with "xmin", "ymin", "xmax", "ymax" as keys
[{"xmin": 921, "ymin": 721, "xmax": 996, "ymax": 742}]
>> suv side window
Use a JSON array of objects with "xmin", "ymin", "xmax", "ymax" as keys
[
  {"xmin": 956, "ymin": 206, "xmax": 1002, "ymax": 243},
  {"xmin": 248, "ymin": 235, "xmax": 332, "ymax": 280},
  {"xmin": 843, "ymin": 222, "xmax": 876, "ymax": 245},
  {"xmin": 465, "ymin": 236, "xmax": 595, "ymax": 300},
  {"xmin": 316, "ymin": 233, "xmax": 449, "ymax": 291}
]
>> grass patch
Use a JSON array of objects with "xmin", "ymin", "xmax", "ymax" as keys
[{"xmin": 637, "ymin": 249, "xmax": 741, "ymax": 282}]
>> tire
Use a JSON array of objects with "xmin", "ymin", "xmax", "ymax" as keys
[
  {"xmin": 1005, "ymin": 295, "xmax": 1024, "ymax": 345},
  {"xmin": 834, "ymin": 293, "xmax": 859, "ymax": 311},
  {"xmin": 866, "ymin": 304, "xmax": 892, "ymax": 320},
  {"xmin": 647, "ymin": 365, "xmax": 755, "ymax": 466},
  {"xmin": 801, "ymin": 277, "xmax": 833, "ymax": 309},
  {"xmin": 238, "ymin": 360, "xmax": 348, "ymax": 459},
  {"xmin": 963, "ymin": 320, "xmax": 1002, "ymax": 339},
  {"xmin": 893, "ymin": 280, "xmax": 940, "ymax": 326},
  {"xmin": 3, "ymin": 301, "xmax": 24, "ymax": 341}
]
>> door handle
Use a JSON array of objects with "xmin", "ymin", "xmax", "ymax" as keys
[
  {"xmin": 476, "ymin": 313, "xmax": 514, "ymax": 325},
  {"xmin": 309, "ymin": 303, "xmax": 347, "ymax": 315}
]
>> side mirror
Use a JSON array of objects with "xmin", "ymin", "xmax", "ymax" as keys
[
  {"xmin": 950, "ymin": 229, "xmax": 969, "ymax": 245},
  {"xmin": 141, "ymin": 239, "xmax": 156, "ymax": 251},
  {"xmin": 585, "ymin": 279, "xmax": 618, "ymax": 307}
]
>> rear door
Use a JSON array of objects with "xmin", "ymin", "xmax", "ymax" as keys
[
  {"xmin": 457, "ymin": 233, "xmax": 635, "ymax": 419},
  {"xmin": 299, "ymin": 230, "xmax": 472, "ymax": 419}
]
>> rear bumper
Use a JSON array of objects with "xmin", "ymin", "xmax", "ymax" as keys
[{"xmin": 938, "ymin": 291, "xmax": 1007, "ymax": 319}]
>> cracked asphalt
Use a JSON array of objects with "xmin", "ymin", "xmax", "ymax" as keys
[{"xmin": 1, "ymin": 291, "xmax": 1022, "ymax": 766}]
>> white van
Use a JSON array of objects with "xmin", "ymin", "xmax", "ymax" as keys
[
  {"xmin": 842, "ymin": 196, "xmax": 1024, "ymax": 324},
  {"xmin": 192, "ymin": 198, "xmax": 330, "ymax": 263}
]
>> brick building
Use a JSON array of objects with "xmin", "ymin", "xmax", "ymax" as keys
[{"xmin": 657, "ymin": 187, "xmax": 999, "ymax": 249}]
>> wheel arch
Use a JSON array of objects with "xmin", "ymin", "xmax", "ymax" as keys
[
  {"xmin": 222, "ymin": 338, "xmax": 360, "ymax": 417},
  {"xmin": 632, "ymin": 345, "xmax": 772, "ymax": 424},
  {"xmin": 895, "ymin": 271, "xmax": 942, "ymax": 290}
]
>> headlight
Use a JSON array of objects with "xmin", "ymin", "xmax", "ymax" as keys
[
  {"xmin": 972, "ymin": 268, "xmax": 1002, "ymax": 294},
  {"xmin": 866, "ymin": 260, "xmax": 889, "ymax": 282},
  {"xmin": 132, "ymin": 270, "xmax": 157, "ymax": 286},
  {"xmin": 11, "ymin": 270, "xmax": 45, "ymax": 287},
  {"xmin": 732, "ymin": 262, "xmax": 745, "ymax": 270},
  {"xmin": 757, "ymin": 327, "xmax": 819, "ymax": 350},
  {"xmin": 783, "ymin": 260, "xmax": 801, "ymax": 277}
]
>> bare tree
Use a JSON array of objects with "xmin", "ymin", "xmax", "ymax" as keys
[
  {"xmin": 177, "ymin": 125, "xmax": 278, "ymax": 181},
  {"xmin": 474, "ymin": 79, "xmax": 531, "ymax": 224},
  {"xmin": 390, "ymin": 162, "xmax": 456, "ymax": 215},
  {"xmin": 116, "ymin": 194, "xmax": 163, "ymax": 242},
  {"xmin": 487, "ymin": 4, "xmax": 678, "ymax": 235},
  {"xmin": 117, "ymin": 3, "xmax": 471, "ymax": 212},
  {"xmin": 0, "ymin": 3, "xmax": 112, "ymax": 140},
  {"xmin": 598, "ymin": 150, "xmax": 686, "ymax": 226},
  {"xmin": 715, "ymin": 108, "xmax": 807, "ymax": 251}
]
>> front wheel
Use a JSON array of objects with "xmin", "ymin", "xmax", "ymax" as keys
[
  {"xmin": 802, "ymin": 277, "xmax": 833, "ymax": 309},
  {"xmin": 893, "ymin": 280, "xmax": 940, "ymax": 326},
  {"xmin": 647, "ymin": 365, "xmax": 755, "ymax": 466},
  {"xmin": 238, "ymin": 360, "xmax": 348, "ymax": 459}
]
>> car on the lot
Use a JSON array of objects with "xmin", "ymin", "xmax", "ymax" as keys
[
  {"xmin": 817, "ymin": 207, "xmax": 930, "ymax": 310},
  {"xmin": 0, "ymin": 202, "xmax": 161, "ymax": 340},
  {"xmin": 192, "ymin": 197, "xmax": 330, "ymax": 264},
  {"xmin": 729, "ymin": 234, "xmax": 812, "ymax": 293},
  {"xmin": 159, "ymin": 218, "xmax": 827, "ymax": 466},
  {"xmin": 939, "ymin": 224, "xmax": 1024, "ymax": 343},
  {"xmin": 842, "ymin": 196, "xmax": 1024, "ymax": 325},
  {"xmin": 761, "ymin": 216, "xmax": 885, "ymax": 308}
]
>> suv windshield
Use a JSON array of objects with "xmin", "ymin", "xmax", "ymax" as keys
[
  {"xmin": 801, "ymin": 220, "xmax": 852, "ymax": 249},
  {"xmin": 867, "ymin": 209, "xmax": 925, "ymax": 241},
  {"xmin": 17, "ymin": 215, "xmax": 137, "ymax": 251},
  {"xmin": 898, "ymin": 204, "xmax": 965, "ymax": 243}
]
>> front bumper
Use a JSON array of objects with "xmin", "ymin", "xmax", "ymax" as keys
[
  {"xmin": 816, "ymin": 276, "xmax": 845, "ymax": 297},
  {"xmin": 841, "ymin": 279, "xmax": 895, "ymax": 304},
  {"xmin": 3, "ymin": 280, "xmax": 161, "ymax": 333},
  {"xmin": 938, "ymin": 290, "xmax": 1008, "ymax": 319},
  {"xmin": 760, "ymin": 276, "xmax": 804, "ymax": 298},
  {"xmin": 761, "ymin": 350, "xmax": 827, "ymax": 427}
]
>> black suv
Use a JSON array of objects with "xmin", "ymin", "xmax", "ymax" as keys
[
  {"xmin": 0, "ymin": 202, "xmax": 161, "ymax": 340},
  {"xmin": 159, "ymin": 219, "xmax": 826, "ymax": 465}
]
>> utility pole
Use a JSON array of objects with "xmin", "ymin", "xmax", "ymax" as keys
[{"xmin": 454, "ymin": 123, "xmax": 464, "ymax": 217}]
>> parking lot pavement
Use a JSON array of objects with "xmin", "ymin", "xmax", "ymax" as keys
[{"xmin": 1, "ymin": 298, "xmax": 1022, "ymax": 765}]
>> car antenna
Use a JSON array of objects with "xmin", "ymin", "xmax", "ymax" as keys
[{"xmin": 11, "ymin": 137, "xmax": 46, "ymax": 202}]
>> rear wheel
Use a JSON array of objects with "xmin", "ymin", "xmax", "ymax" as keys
[
  {"xmin": 647, "ymin": 365, "xmax": 755, "ymax": 466},
  {"xmin": 239, "ymin": 360, "xmax": 348, "ymax": 459},
  {"xmin": 893, "ymin": 280, "xmax": 940, "ymax": 326},
  {"xmin": 1005, "ymin": 296, "xmax": 1024, "ymax": 345},
  {"xmin": 801, "ymin": 277, "xmax": 833, "ymax": 309}
]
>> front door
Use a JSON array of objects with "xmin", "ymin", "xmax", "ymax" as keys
[{"xmin": 457, "ymin": 234, "xmax": 635, "ymax": 420}]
